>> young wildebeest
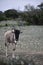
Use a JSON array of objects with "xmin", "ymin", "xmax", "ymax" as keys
[{"xmin": 4, "ymin": 28, "xmax": 21, "ymax": 58}]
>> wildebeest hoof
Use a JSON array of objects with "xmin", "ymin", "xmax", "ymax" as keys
[
  {"xmin": 12, "ymin": 55, "xmax": 15, "ymax": 58},
  {"xmin": 13, "ymin": 48, "xmax": 16, "ymax": 51}
]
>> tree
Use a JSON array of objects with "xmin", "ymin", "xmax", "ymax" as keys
[
  {"xmin": 25, "ymin": 4, "xmax": 35, "ymax": 11},
  {"xmin": 37, "ymin": 3, "xmax": 43, "ymax": 25},
  {"xmin": 38, "ymin": 3, "xmax": 43, "ymax": 10},
  {"xmin": 0, "ymin": 11, "xmax": 7, "ymax": 21},
  {"xmin": 4, "ymin": 9, "xmax": 19, "ymax": 19}
]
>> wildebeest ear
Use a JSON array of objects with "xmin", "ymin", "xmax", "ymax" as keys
[
  {"xmin": 20, "ymin": 31, "xmax": 23, "ymax": 33},
  {"xmin": 12, "ymin": 30, "xmax": 15, "ymax": 33}
]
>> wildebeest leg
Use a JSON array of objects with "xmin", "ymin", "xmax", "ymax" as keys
[
  {"xmin": 12, "ymin": 50, "xmax": 15, "ymax": 58},
  {"xmin": 5, "ymin": 42, "xmax": 9, "ymax": 57},
  {"xmin": 12, "ymin": 44, "xmax": 16, "ymax": 58},
  {"xmin": 5, "ymin": 42, "xmax": 7, "ymax": 56},
  {"xmin": 5, "ymin": 46, "xmax": 8, "ymax": 57}
]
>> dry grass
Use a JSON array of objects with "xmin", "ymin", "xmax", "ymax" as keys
[
  {"xmin": 0, "ymin": 53, "xmax": 43, "ymax": 65},
  {"xmin": 0, "ymin": 24, "xmax": 43, "ymax": 65}
]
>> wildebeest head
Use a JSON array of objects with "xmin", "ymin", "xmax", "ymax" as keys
[{"xmin": 14, "ymin": 29, "xmax": 20, "ymax": 41}]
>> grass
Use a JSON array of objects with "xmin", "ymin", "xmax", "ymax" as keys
[
  {"xmin": 0, "ymin": 53, "xmax": 43, "ymax": 65},
  {"xmin": 0, "ymin": 25, "xmax": 43, "ymax": 65},
  {"xmin": 0, "ymin": 20, "xmax": 17, "ymax": 27},
  {"xmin": 0, "ymin": 55, "xmax": 35, "ymax": 65},
  {"xmin": 0, "ymin": 20, "xmax": 28, "ymax": 27},
  {"xmin": 0, "ymin": 24, "xmax": 18, "ymax": 27}
]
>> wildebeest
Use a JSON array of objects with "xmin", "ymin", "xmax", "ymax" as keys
[{"xmin": 4, "ymin": 28, "xmax": 21, "ymax": 58}]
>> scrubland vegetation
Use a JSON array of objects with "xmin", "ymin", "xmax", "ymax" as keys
[
  {"xmin": 0, "ymin": 3, "xmax": 43, "ymax": 25},
  {"xmin": 0, "ymin": 3, "xmax": 43, "ymax": 65}
]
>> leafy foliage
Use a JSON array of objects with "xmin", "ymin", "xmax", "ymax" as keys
[
  {"xmin": 0, "ymin": 11, "xmax": 7, "ymax": 21},
  {"xmin": 0, "ymin": 3, "xmax": 43, "ymax": 25},
  {"xmin": 4, "ymin": 9, "xmax": 19, "ymax": 19}
]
